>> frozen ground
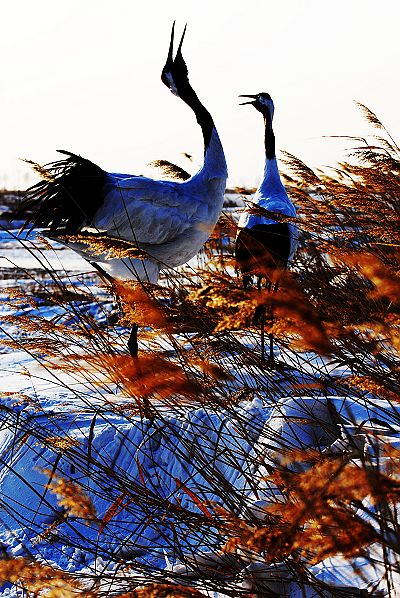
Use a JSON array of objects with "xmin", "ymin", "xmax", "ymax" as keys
[{"xmin": 0, "ymin": 226, "xmax": 399, "ymax": 596}]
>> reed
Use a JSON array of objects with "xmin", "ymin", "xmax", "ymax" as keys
[{"xmin": 0, "ymin": 105, "xmax": 399, "ymax": 596}]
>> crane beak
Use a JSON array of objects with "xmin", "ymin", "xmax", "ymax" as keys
[
  {"xmin": 161, "ymin": 22, "xmax": 188, "ymax": 90},
  {"xmin": 176, "ymin": 23, "xmax": 187, "ymax": 59},
  {"xmin": 163, "ymin": 21, "xmax": 175, "ymax": 73},
  {"xmin": 239, "ymin": 94, "xmax": 257, "ymax": 105}
]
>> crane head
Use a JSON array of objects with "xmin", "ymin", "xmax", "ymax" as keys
[
  {"xmin": 161, "ymin": 22, "xmax": 190, "ymax": 97},
  {"xmin": 239, "ymin": 93, "xmax": 275, "ymax": 120}
]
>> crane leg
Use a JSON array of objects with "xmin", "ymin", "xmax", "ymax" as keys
[
  {"xmin": 126, "ymin": 325, "xmax": 153, "ymax": 419},
  {"xmin": 128, "ymin": 323, "xmax": 139, "ymax": 358},
  {"xmin": 260, "ymin": 311, "xmax": 274, "ymax": 364},
  {"xmin": 268, "ymin": 295, "xmax": 275, "ymax": 363},
  {"xmin": 269, "ymin": 332, "xmax": 274, "ymax": 361},
  {"xmin": 266, "ymin": 279, "xmax": 276, "ymax": 364}
]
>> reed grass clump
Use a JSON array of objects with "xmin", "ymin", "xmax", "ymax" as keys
[{"xmin": 0, "ymin": 105, "xmax": 399, "ymax": 596}]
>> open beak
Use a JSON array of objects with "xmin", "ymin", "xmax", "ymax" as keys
[
  {"xmin": 239, "ymin": 94, "xmax": 257, "ymax": 105},
  {"xmin": 163, "ymin": 21, "xmax": 176, "ymax": 73},
  {"xmin": 176, "ymin": 23, "xmax": 187, "ymax": 59},
  {"xmin": 163, "ymin": 22, "xmax": 187, "ymax": 72}
]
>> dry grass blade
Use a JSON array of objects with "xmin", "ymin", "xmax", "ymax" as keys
[
  {"xmin": 345, "ymin": 252, "xmax": 400, "ymax": 303},
  {"xmin": 120, "ymin": 584, "xmax": 208, "ymax": 597},
  {"xmin": 346, "ymin": 375, "xmax": 400, "ymax": 403},
  {"xmin": 280, "ymin": 151, "xmax": 322, "ymax": 186},
  {"xmin": 356, "ymin": 102, "xmax": 384, "ymax": 129},
  {"xmin": 21, "ymin": 158, "xmax": 56, "ymax": 182},
  {"xmin": 63, "ymin": 232, "xmax": 151, "ymax": 260},
  {"xmin": 1, "ymin": 103, "xmax": 400, "ymax": 596},
  {"xmin": 148, "ymin": 159, "xmax": 191, "ymax": 181},
  {"xmin": 113, "ymin": 280, "xmax": 168, "ymax": 328},
  {"xmin": 43, "ymin": 469, "xmax": 98, "ymax": 521},
  {"xmin": 0, "ymin": 558, "xmax": 90, "ymax": 596},
  {"xmin": 220, "ymin": 455, "xmax": 399, "ymax": 565}
]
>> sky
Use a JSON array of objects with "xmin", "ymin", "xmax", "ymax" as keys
[{"xmin": 1, "ymin": 0, "xmax": 399, "ymax": 189}]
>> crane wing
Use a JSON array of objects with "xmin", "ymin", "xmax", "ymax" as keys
[{"xmin": 93, "ymin": 175, "xmax": 199, "ymax": 246}]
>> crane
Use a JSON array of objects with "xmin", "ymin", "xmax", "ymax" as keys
[
  {"xmin": 235, "ymin": 93, "xmax": 297, "ymax": 362},
  {"xmin": 20, "ymin": 23, "xmax": 228, "ymax": 357}
]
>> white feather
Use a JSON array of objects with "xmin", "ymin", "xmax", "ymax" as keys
[
  {"xmin": 237, "ymin": 132, "xmax": 298, "ymax": 262},
  {"xmin": 91, "ymin": 128, "xmax": 227, "ymax": 271}
]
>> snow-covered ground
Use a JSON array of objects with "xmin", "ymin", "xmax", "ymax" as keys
[{"xmin": 0, "ymin": 226, "xmax": 399, "ymax": 596}]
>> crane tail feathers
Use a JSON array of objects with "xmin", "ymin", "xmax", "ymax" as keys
[{"xmin": 19, "ymin": 152, "xmax": 106, "ymax": 235}]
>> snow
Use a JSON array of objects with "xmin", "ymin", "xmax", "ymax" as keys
[
  {"xmin": 0, "ymin": 229, "xmax": 94, "ymax": 273},
  {"xmin": 0, "ymin": 225, "xmax": 399, "ymax": 595}
]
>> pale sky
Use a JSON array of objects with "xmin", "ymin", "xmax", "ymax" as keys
[{"xmin": 1, "ymin": 0, "xmax": 399, "ymax": 189}]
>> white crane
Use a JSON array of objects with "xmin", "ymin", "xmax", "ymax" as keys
[
  {"xmin": 20, "ymin": 24, "xmax": 228, "ymax": 357},
  {"xmin": 235, "ymin": 93, "xmax": 297, "ymax": 362}
]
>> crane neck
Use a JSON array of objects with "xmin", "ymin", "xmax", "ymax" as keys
[
  {"xmin": 258, "ymin": 114, "xmax": 285, "ymax": 196},
  {"xmin": 202, "ymin": 127, "xmax": 227, "ymax": 180},
  {"xmin": 178, "ymin": 84, "xmax": 227, "ymax": 182},
  {"xmin": 264, "ymin": 113, "xmax": 275, "ymax": 160},
  {"xmin": 177, "ymin": 80, "xmax": 215, "ymax": 149}
]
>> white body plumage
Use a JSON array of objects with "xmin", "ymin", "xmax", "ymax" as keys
[{"xmin": 87, "ymin": 129, "xmax": 227, "ymax": 282}]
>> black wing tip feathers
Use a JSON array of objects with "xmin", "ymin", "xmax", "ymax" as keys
[
  {"xmin": 235, "ymin": 223, "xmax": 291, "ymax": 280},
  {"xmin": 20, "ymin": 152, "xmax": 106, "ymax": 235}
]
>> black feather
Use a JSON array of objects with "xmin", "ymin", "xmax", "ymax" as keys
[
  {"xmin": 235, "ymin": 223, "xmax": 291, "ymax": 286},
  {"xmin": 161, "ymin": 23, "xmax": 213, "ymax": 150},
  {"xmin": 20, "ymin": 151, "xmax": 106, "ymax": 235}
]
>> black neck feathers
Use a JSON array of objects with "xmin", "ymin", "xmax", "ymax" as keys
[
  {"xmin": 161, "ymin": 25, "xmax": 214, "ymax": 151},
  {"xmin": 180, "ymin": 86, "xmax": 214, "ymax": 151},
  {"xmin": 264, "ymin": 115, "xmax": 275, "ymax": 160},
  {"xmin": 165, "ymin": 54, "xmax": 213, "ymax": 148}
]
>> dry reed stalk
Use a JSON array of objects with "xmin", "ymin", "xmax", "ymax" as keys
[{"xmin": 1, "ymin": 103, "xmax": 399, "ymax": 595}]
